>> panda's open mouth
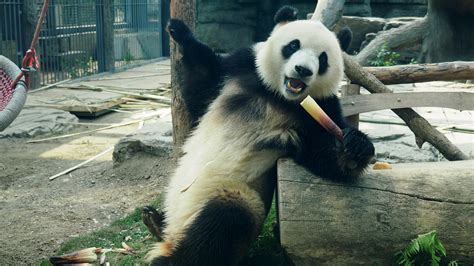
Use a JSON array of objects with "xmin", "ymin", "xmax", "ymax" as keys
[{"xmin": 284, "ymin": 77, "xmax": 307, "ymax": 94}]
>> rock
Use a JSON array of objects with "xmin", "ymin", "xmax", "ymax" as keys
[
  {"xmin": 360, "ymin": 32, "xmax": 377, "ymax": 50},
  {"xmin": 196, "ymin": 0, "xmax": 258, "ymax": 52},
  {"xmin": 113, "ymin": 116, "xmax": 173, "ymax": 164},
  {"xmin": 0, "ymin": 107, "xmax": 78, "ymax": 138},
  {"xmin": 343, "ymin": 0, "xmax": 372, "ymax": 17},
  {"xmin": 371, "ymin": 0, "xmax": 427, "ymax": 18}
]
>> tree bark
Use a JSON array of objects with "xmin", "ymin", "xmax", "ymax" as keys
[
  {"xmin": 420, "ymin": 0, "xmax": 474, "ymax": 63},
  {"xmin": 364, "ymin": 61, "xmax": 474, "ymax": 85},
  {"xmin": 355, "ymin": 18, "xmax": 428, "ymax": 66},
  {"xmin": 311, "ymin": 0, "xmax": 468, "ymax": 161},
  {"xmin": 170, "ymin": 0, "xmax": 195, "ymax": 155},
  {"xmin": 310, "ymin": 0, "xmax": 345, "ymax": 30}
]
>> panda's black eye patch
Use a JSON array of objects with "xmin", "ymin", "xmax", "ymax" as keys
[
  {"xmin": 282, "ymin": 39, "xmax": 300, "ymax": 59},
  {"xmin": 318, "ymin": 52, "xmax": 328, "ymax": 75}
]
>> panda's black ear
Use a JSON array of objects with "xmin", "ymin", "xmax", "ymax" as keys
[
  {"xmin": 274, "ymin": 6, "xmax": 298, "ymax": 24},
  {"xmin": 337, "ymin": 26, "xmax": 352, "ymax": 52}
]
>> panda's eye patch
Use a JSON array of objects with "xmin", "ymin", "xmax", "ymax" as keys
[
  {"xmin": 318, "ymin": 52, "xmax": 328, "ymax": 75},
  {"xmin": 282, "ymin": 39, "xmax": 300, "ymax": 59}
]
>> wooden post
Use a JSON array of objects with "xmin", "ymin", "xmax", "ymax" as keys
[
  {"xmin": 340, "ymin": 84, "xmax": 360, "ymax": 128},
  {"xmin": 96, "ymin": 0, "xmax": 115, "ymax": 72},
  {"xmin": 277, "ymin": 159, "xmax": 474, "ymax": 265},
  {"xmin": 170, "ymin": 0, "xmax": 195, "ymax": 155}
]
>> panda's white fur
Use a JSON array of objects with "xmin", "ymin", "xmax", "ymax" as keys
[
  {"xmin": 257, "ymin": 20, "xmax": 344, "ymax": 100},
  {"xmin": 146, "ymin": 80, "xmax": 299, "ymax": 261},
  {"xmin": 147, "ymin": 7, "xmax": 374, "ymax": 265}
]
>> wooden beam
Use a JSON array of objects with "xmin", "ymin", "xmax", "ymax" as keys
[
  {"xmin": 277, "ymin": 158, "xmax": 474, "ymax": 265},
  {"xmin": 364, "ymin": 62, "xmax": 474, "ymax": 85},
  {"xmin": 341, "ymin": 91, "xmax": 474, "ymax": 116}
]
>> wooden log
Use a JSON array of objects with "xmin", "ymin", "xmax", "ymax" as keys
[
  {"xmin": 341, "ymin": 91, "xmax": 474, "ymax": 116},
  {"xmin": 364, "ymin": 61, "xmax": 474, "ymax": 84},
  {"xmin": 277, "ymin": 158, "xmax": 474, "ymax": 265}
]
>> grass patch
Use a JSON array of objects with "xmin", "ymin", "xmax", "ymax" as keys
[{"xmin": 41, "ymin": 199, "xmax": 290, "ymax": 265}]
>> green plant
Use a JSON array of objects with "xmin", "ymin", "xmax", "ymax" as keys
[
  {"xmin": 65, "ymin": 56, "xmax": 94, "ymax": 79},
  {"xmin": 370, "ymin": 44, "xmax": 400, "ymax": 66},
  {"xmin": 123, "ymin": 51, "xmax": 134, "ymax": 64},
  {"xmin": 395, "ymin": 230, "xmax": 457, "ymax": 266}
]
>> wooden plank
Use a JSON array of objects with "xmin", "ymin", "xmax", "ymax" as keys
[
  {"xmin": 25, "ymin": 87, "xmax": 127, "ymax": 117},
  {"xmin": 277, "ymin": 159, "xmax": 474, "ymax": 265},
  {"xmin": 340, "ymin": 84, "xmax": 360, "ymax": 128},
  {"xmin": 340, "ymin": 91, "xmax": 474, "ymax": 116},
  {"xmin": 364, "ymin": 61, "xmax": 474, "ymax": 85}
]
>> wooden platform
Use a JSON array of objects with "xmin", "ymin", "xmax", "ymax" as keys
[
  {"xmin": 26, "ymin": 88, "xmax": 126, "ymax": 117},
  {"xmin": 277, "ymin": 159, "xmax": 474, "ymax": 265}
]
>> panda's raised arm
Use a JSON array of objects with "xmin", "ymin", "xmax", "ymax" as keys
[{"xmin": 167, "ymin": 19, "xmax": 223, "ymax": 125}]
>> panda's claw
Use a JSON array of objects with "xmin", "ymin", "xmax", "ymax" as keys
[
  {"xmin": 167, "ymin": 19, "xmax": 193, "ymax": 43},
  {"xmin": 337, "ymin": 128, "xmax": 375, "ymax": 174}
]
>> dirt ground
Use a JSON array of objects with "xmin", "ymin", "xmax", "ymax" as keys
[{"xmin": 0, "ymin": 110, "xmax": 175, "ymax": 264}]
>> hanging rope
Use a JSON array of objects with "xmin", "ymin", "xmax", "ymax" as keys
[{"xmin": 10, "ymin": 0, "xmax": 50, "ymax": 90}]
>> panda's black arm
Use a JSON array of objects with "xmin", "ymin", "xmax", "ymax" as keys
[
  {"xmin": 167, "ymin": 19, "xmax": 224, "ymax": 125},
  {"xmin": 294, "ymin": 96, "xmax": 375, "ymax": 181}
]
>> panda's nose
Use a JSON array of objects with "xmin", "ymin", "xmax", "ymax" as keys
[{"xmin": 295, "ymin": 65, "xmax": 313, "ymax": 77}]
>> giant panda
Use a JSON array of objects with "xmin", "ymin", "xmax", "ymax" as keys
[{"xmin": 146, "ymin": 6, "xmax": 375, "ymax": 266}]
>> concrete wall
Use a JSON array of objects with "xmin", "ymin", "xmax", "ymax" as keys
[{"xmin": 195, "ymin": 0, "xmax": 427, "ymax": 52}]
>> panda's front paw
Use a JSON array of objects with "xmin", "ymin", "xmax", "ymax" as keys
[
  {"xmin": 337, "ymin": 128, "xmax": 375, "ymax": 174},
  {"xmin": 167, "ymin": 19, "xmax": 193, "ymax": 43}
]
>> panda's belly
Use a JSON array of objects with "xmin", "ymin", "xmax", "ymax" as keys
[
  {"xmin": 169, "ymin": 120, "xmax": 283, "ymax": 195},
  {"xmin": 162, "ymin": 107, "xmax": 287, "ymax": 238}
]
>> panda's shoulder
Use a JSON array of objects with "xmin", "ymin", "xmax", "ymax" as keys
[{"xmin": 222, "ymin": 47, "xmax": 257, "ymax": 76}]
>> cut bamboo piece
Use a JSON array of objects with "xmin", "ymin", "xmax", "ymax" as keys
[{"xmin": 300, "ymin": 95, "xmax": 343, "ymax": 140}]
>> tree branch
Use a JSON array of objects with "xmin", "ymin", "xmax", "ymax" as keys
[
  {"xmin": 364, "ymin": 61, "xmax": 474, "ymax": 84},
  {"xmin": 311, "ymin": 0, "xmax": 468, "ymax": 161}
]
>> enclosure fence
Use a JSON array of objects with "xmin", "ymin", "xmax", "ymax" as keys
[{"xmin": 0, "ymin": 0, "xmax": 167, "ymax": 86}]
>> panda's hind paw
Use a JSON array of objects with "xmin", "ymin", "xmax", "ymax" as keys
[{"xmin": 167, "ymin": 19, "xmax": 193, "ymax": 43}]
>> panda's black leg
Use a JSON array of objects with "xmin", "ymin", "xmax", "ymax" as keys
[{"xmin": 157, "ymin": 195, "xmax": 259, "ymax": 266}]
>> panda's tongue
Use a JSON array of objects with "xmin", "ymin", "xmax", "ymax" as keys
[{"xmin": 286, "ymin": 78, "xmax": 306, "ymax": 93}]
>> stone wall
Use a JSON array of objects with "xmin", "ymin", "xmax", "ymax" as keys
[{"xmin": 195, "ymin": 0, "xmax": 427, "ymax": 52}]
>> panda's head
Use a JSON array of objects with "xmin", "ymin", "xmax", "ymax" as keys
[{"xmin": 256, "ymin": 19, "xmax": 351, "ymax": 101}]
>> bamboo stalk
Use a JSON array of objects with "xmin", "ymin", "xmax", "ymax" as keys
[{"xmin": 48, "ymin": 146, "xmax": 114, "ymax": 181}]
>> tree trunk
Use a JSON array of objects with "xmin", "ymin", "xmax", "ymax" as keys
[
  {"xmin": 170, "ymin": 0, "xmax": 195, "ymax": 155},
  {"xmin": 420, "ymin": 0, "xmax": 474, "ymax": 63}
]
